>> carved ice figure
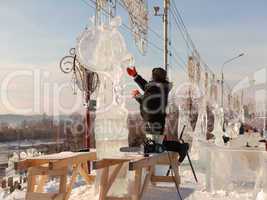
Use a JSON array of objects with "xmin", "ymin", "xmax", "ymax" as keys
[
  {"xmin": 226, "ymin": 122, "xmax": 240, "ymax": 139},
  {"xmin": 212, "ymin": 106, "xmax": 225, "ymax": 145},
  {"xmin": 240, "ymin": 107, "xmax": 245, "ymax": 123},
  {"xmin": 194, "ymin": 100, "xmax": 207, "ymax": 140},
  {"xmin": 76, "ymin": 16, "xmax": 134, "ymax": 197},
  {"xmin": 177, "ymin": 105, "xmax": 194, "ymax": 148}
]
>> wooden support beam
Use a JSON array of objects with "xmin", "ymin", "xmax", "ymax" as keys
[
  {"xmin": 26, "ymin": 192, "xmax": 64, "ymax": 200},
  {"xmin": 27, "ymin": 168, "xmax": 36, "ymax": 193},
  {"xmin": 59, "ymin": 174, "xmax": 67, "ymax": 193},
  {"xmin": 99, "ymin": 167, "xmax": 109, "ymax": 200},
  {"xmin": 78, "ymin": 165, "xmax": 95, "ymax": 184},
  {"xmin": 93, "ymin": 159, "xmax": 130, "ymax": 170},
  {"xmin": 106, "ymin": 197, "xmax": 131, "ymax": 200},
  {"xmin": 139, "ymin": 168, "xmax": 152, "ymax": 198},
  {"xmin": 151, "ymin": 175, "xmax": 174, "ymax": 183},
  {"xmin": 64, "ymin": 165, "xmax": 79, "ymax": 200},
  {"xmin": 129, "ymin": 153, "xmax": 172, "ymax": 170},
  {"xmin": 28, "ymin": 166, "xmax": 68, "ymax": 176},
  {"xmin": 36, "ymin": 175, "xmax": 48, "ymax": 193},
  {"xmin": 132, "ymin": 168, "xmax": 142, "ymax": 200}
]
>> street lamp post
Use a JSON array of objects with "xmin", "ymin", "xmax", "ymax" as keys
[{"xmin": 220, "ymin": 53, "xmax": 244, "ymax": 107}]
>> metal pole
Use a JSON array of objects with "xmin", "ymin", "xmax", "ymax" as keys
[
  {"xmin": 84, "ymin": 73, "xmax": 91, "ymax": 149},
  {"xmin": 163, "ymin": 0, "xmax": 169, "ymax": 72},
  {"xmin": 221, "ymin": 72, "xmax": 224, "ymax": 107},
  {"xmin": 84, "ymin": 72, "xmax": 92, "ymax": 173},
  {"xmin": 220, "ymin": 53, "xmax": 244, "ymax": 108}
]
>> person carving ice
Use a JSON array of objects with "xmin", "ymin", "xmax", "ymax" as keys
[
  {"xmin": 127, "ymin": 66, "xmax": 189, "ymax": 162},
  {"xmin": 127, "ymin": 67, "xmax": 171, "ymax": 138}
]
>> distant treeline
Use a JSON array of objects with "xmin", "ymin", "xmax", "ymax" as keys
[{"xmin": 0, "ymin": 113, "xmax": 84, "ymax": 143}]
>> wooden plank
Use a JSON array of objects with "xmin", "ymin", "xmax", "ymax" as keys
[
  {"xmin": 150, "ymin": 166, "xmax": 156, "ymax": 186},
  {"xmin": 26, "ymin": 192, "xmax": 64, "ymax": 200},
  {"xmin": 129, "ymin": 153, "xmax": 171, "ymax": 170},
  {"xmin": 64, "ymin": 165, "xmax": 79, "ymax": 200},
  {"xmin": 27, "ymin": 168, "xmax": 36, "ymax": 193},
  {"xmin": 132, "ymin": 168, "xmax": 142, "ymax": 200},
  {"xmin": 81, "ymin": 162, "xmax": 89, "ymax": 174},
  {"xmin": 169, "ymin": 156, "xmax": 180, "ymax": 186},
  {"xmin": 150, "ymin": 175, "xmax": 174, "ymax": 183},
  {"xmin": 78, "ymin": 165, "xmax": 95, "ymax": 184},
  {"xmin": 28, "ymin": 166, "xmax": 68, "ymax": 176},
  {"xmin": 93, "ymin": 159, "xmax": 130, "ymax": 170},
  {"xmin": 16, "ymin": 160, "xmax": 50, "ymax": 171},
  {"xmin": 59, "ymin": 174, "xmax": 67, "ymax": 193},
  {"xmin": 17, "ymin": 151, "xmax": 97, "ymax": 171},
  {"xmin": 49, "ymin": 152, "xmax": 97, "ymax": 170},
  {"xmin": 156, "ymin": 153, "xmax": 179, "ymax": 165},
  {"xmin": 36, "ymin": 175, "xmax": 48, "ymax": 193},
  {"xmin": 106, "ymin": 197, "xmax": 131, "ymax": 200},
  {"xmin": 99, "ymin": 167, "xmax": 109, "ymax": 200},
  {"xmin": 140, "ymin": 168, "xmax": 152, "ymax": 198}
]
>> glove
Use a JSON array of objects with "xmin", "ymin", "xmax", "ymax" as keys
[
  {"xmin": 127, "ymin": 66, "xmax": 137, "ymax": 77},
  {"xmin": 131, "ymin": 89, "xmax": 140, "ymax": 97}
]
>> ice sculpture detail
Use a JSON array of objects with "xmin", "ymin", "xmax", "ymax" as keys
[{"xmin": 76, "ymin": 16, "xmax": 133, "ymax": 72}]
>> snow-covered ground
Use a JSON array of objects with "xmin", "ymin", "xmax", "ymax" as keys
[
  {"xmin": 2, "ymin": 162, "xmax": 266, "ymax": 200},
  {"xmin": 1, "ymin": 140, "xmax": 267, "ymax": 200}
]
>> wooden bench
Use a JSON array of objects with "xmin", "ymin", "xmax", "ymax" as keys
[
  {"xmin": 16, "ymin": 151, "xmax": 97, "ymax": 200},
  {"xmin": 93, "ymin": 152, "xmax": 180, "ymax": 200}
]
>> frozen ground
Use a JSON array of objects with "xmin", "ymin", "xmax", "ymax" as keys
[
  {"xmin": 2, "ymin": 163, "xmax": 266, "ymax": 200},
  {"xmin": 1, "ymin": 142, "xmax": 267, "ymax": 200}
]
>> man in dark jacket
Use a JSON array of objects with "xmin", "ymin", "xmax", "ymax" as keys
[
  {"xmin": 127, "ymin": 66, "xmax": 171, "ymax": 137},
  {"xmin": 127, "ymin": 66, "xmax": 189, "ymax": 162}
]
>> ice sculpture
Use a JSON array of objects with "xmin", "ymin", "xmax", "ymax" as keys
[
  {"xmin": 225, "ymin": 122, "xmax": 240, "ymax": 139},
  {"xmin": 198, "ymin": 138, "xmax": 267, "ymax": 193},
  {"xmin": 76, "ymin": 16, "xmax": 134, "ymax": 196},
  {"xmin": 194, "ymin": 101, "xmax": 207, "ymax": 140},
  {"xmin": 212, "ymin": 106, "xmax": 225, "ymax": 145},
  {"xmin": 240, "ymin": 107, "xmax": 245, "ymax": 123},
  {"xmin": 178, "ymin": 106, "xmax": 193, "ymax": 148}
]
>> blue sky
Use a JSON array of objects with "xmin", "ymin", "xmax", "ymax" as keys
[{"xmin": 0, "ymin": 0, "xmax": 266, "ymax": 114}]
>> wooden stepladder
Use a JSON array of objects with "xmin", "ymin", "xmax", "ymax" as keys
[{"xmin": 16, "ymin": 151, "xmax": 97, "ymax": 200}]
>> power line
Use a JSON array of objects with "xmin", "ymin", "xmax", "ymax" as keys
[
  {"xmin": 171, "ymin": 2, "xmax": 216, "ymax": 76},
  {"xmin": 171, "ymin": 55, "xmax": 187, "ymax": 74},
  {"xmin": 81, "ymin": 0, "xmax": 164, "ymax": 53},
  {"xmin": 171, "ymin": 3, "xmax": 216, "ymax": 77},
  {"xmin": 170, "ymin": 8, "xmax": 193, "ymax": 53}
]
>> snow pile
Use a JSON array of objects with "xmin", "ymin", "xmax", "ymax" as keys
[{"xmin": 2, "ymin": 189, "xmax": 25, "ymax": 200}]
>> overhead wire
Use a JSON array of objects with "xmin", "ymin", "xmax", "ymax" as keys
[
  {"xmin": 171, "ymin": 1, "xmax": 216, "ymax": 76},
  {"xmin": 81, "ymin": 0, "xmax": 165, "ymax": 54},
  {"xmin": 168, "ymin": 6, "xmax": 188, "ymax": 76},
  {"xmin": 82, "ymin": 0, "xmax": 189, "ymax": 76},
  {"xmin": 170, "ymin": 2, "xmax": 231, "ymax": 100}
]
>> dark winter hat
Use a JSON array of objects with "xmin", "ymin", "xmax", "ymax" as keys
[{"xmin": 152, "ymin": 67, "xmax": 167, "ymax": 82}]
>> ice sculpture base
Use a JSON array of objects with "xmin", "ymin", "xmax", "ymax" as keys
[{"xmin": 198, "ymin": 139, "xmax": 267, "ymax": 195}]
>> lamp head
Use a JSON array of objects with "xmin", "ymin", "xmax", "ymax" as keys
[{"xmin": 153, "ymin": 6, "xmax": 160, "ymax": 16}]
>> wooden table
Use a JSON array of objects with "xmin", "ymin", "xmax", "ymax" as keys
[
  {"xmin": 93, "ymin": 152, "xmax": 180, "ymax": 200},
  {"xmin": 16, "ymin": 151, "xmax": 97, "ymax": 200}
]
